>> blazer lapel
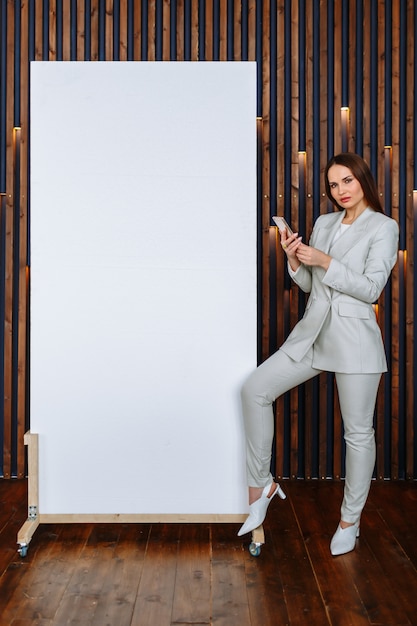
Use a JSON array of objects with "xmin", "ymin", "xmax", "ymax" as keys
[
  {"xmin": 328, "ymin": 207, "xmax": 374, "ymax": 260},
  {"xmin": 313, "ymin": 211, "xmax": 344, "ymax": 254}
]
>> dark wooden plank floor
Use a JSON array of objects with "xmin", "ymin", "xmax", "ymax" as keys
[{"xmin": 1, "ymin": 479, "xmax": 417, "ymax": 625}]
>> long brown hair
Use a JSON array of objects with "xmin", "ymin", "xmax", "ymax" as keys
[{"xmin": 324, "ymin": 152, "xmax": 384, "ymax": 213}]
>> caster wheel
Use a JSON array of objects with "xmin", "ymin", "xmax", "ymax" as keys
[
  {"xmin": 249, "ymin": 542, "xmax": 261, "ymax": 557},
  {"xmin": 18, "ymin": 544, "xmax": 28, "ymax": 558}
]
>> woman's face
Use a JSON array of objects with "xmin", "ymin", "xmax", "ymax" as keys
[{"xmin": 327, "ymin": 164, "xmax": 366, "ymax": 212}]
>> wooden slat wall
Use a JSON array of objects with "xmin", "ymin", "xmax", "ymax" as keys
[{"xmin": 0, "ymin": 0, "xmax": 415, "ymax": 480}]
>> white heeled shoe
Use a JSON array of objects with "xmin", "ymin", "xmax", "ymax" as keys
[
  {"xmin": 237, "ymin": 482, "xmax": 286, "ymax": 537},
  {"xmin": 330, "ymin": 521, "xmax": 360, "ymax": 556}
]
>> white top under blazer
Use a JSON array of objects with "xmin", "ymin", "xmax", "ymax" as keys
[{"xmin": 280, "ymin": 207, "xmax": 399, "ymax": 373}]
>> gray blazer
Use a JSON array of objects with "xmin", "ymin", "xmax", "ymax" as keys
[{"xmin": 280, "ymin": 207, "xmax": 399, "ymax": 373}]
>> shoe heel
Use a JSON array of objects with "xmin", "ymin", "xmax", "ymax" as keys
[
  {"xmin": 237, "ymin": 481, "xmax": 286, "ymax": 537},
  {"xmin": 276, "ymin": 484, "xmax": 286, "ymax": 500}
]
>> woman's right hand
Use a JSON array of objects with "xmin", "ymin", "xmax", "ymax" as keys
[{"xmin": 280, "ymin": 230, "xmax": 302, "ymax": 271}]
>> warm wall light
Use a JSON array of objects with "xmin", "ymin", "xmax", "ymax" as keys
[
  {"xmin": 13, "ymin": 126, "xmax": 21, "ymax": 165},
  {"xmin": 413, "ymin": 190, "xmax": 417, "ymax": 214},
  {"xmin": 13, "ymin": 128, "xmax": 21, "ymax": 212},
  {"xmin": 341, "ymin": 107, "xmax": 349, "ymax": 150},
  {"xmin": 298, "ymin": 151, "xmax": 306, "ymax": 191},
  {"xmin": 384, "ymin": 145, "xmax": 392, "ymax": 181},
  {"xmin": 13, "ymin": 126, "xmax": 21, "ymax": 143},
  {"xmin": 256, "ymin": 116, "xmax": 262, "ymax": 139},
  {"xmin": 399, "ymin": 249, "xmax": 407, "ymax": 277},
  {"xmin": 269, "ymin": 225, "xmax": 278, "ymax": 253}
]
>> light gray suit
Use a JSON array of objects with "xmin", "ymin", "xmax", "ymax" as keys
[
  {"xmin": 281, "ymin": 207, "xmax": 399, "ymax": 372},
  {"xmin": 241, "ymin": 208, "xmax": 399, "ymax": 523}
]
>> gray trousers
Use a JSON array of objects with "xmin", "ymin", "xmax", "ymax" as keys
[{"xmin": 241, "ymin": 348, "xmax": 381, "ymax": 523}]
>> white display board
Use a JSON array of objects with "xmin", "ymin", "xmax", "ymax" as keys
[{"xmin": 30, "ymin": 61, "xmax": 256, "ymax": 519}]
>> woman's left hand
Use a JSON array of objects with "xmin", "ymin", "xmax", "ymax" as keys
[{"xmin": 296, "ymin": 243, "xmax": 331, "ymax": 271}]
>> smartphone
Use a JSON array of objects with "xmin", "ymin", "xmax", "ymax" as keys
[{"xmin": 272, "ymin": 216, "xmax": 293, "ymax": 236}]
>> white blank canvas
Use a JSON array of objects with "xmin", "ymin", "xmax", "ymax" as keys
[{"xmin": 30, "ymin": 61, "xmax": 257, "ymax": 517}]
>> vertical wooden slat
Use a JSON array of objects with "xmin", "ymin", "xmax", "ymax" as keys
[
  {"xmin": 133, "ymin": 0, "xmax": 141, "ymax": 61},
  {"xmin": 389, "ymin": 0, "xmax": 400, "ymax": 479},
  {"xmin": 119, "ymin": 0, "xmax": 128, "ymax": 61},
  {"xmin": 233, "ymin": 0, "xmax": 241, "ymax": 61},
  {"xmin": 34, "ymin": 0, "xmax": 42, "ymax": 60},
  {"xmin": 276, "ymin": 3, "xmax": 285, "ymax": 220},
  {"xmin": 261, "ymin": 0, "xmax": 271, "ymax": 362},
  {"xmin": 90, "ymin": 0, "xmax": 99, "ymax": 61},
  {"xmin": 10, "ymin": 127, "xmax": 22, "ymax": 478},
  {"xmin": 105, "ymin": 0, "xmax": 114, "ymax": 60},
  {"xmin": 3, "ymin": 1, "xmax": 15, "ymax": 478},
  {"xmin": 314, "ymin": 3, "xmax": 329, "ymax": 213},
  {"xmin": 190, "ymin": 0, "xmax": 198, "ymax": 61},
  {"xmin": 146, "ymin": 0, "xmax": 155, "ymax": 61},
  {"xmin": 332, "ymin": 0, "xmax": 342, "ymax": 156},
  {"xmin": 379, "ymin": 3, "xmax": 392, "ymax": 479},
  {"xmin": 0, "ymin": 193, "xmax": 7, "ymax": 476},
  {"xmin": 369, "ymin": 0, "xmax": 379, "ymax": 174},
  {"xmin": 304, "ymin": 0, "xmax": 314, "ymax": 479},
  {"xmin": 0, "ymin": 196, "xmax": 5, "ymax": 470},
  {"xmin": 405, "ymin": 0, "xmax": 415, "ymax": 479},
  {"xmin": 49, "ymin": 0, "xmax": 56, "ymax": 60},
  {"xmin": 376, "ymin": 0, "xmax": 385, "ymax": 184},
  {"xmin": 203, "ymin": 0, "xmax": 211, "ymax": 62},
  {"xmin": 15, "ymin": 0, "xmax": 30, "ymax": 479},
  {"xmin": 76, "ymin": 0, "xmax": 85, "ymax": 59},
  {"xmin": 62, "ymin": 0, "xmax": 71, "ymax": 60},
  {"xmin": 347, "ymin": 0, "xmax": 356, "ymax": 152},
  {"xmin": 325, "ymin": 0, "xmax": 334, "ymax": 158},
  {"xmin": 269, "ymin": 1, "xmax": 278, "ymax": 360},
  {"xmin": 275, "ymin": 1, "xmax": 286, "ymax": 478},
  {"xmin": 397, "ymin": 0, "xmax": 408, "ymax": 477},
  {"xmin": 288, "ymin": 0, "xmax": 299, "ymax": 479},
  {"xmin": 247, "ymin": 0, "xmax": 256, "ymax": 62},
  {"xmin": 218, "ymin": 0, "xmax": 226, "ymax": 60},
  {"xmin": 362, "ymin": 2, "xmax": 371, "ymax": 164},
  {"xmin": 354, "ymin": 0, "xmax": 364, "ymax": 155},
  {"xmin": 161, "ymin": 0, "xmax": 170, "ymax": 61},
  {"xmin": 175, "ymin": 0, "xmax": 184, "ymax": 60}
]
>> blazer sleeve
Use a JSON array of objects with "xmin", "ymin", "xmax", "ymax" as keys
[
  {"xmin": 321, "ymin": 218, "xmax": 399, "ymax": 303},
  {"xmin": 287, "ymin": 262, "xmax": 312, "ymax": 293}
]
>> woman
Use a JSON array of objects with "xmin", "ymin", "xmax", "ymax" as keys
[{"xmin": 238, "ymin": 153, "xmax": 399, "ymax": 555}]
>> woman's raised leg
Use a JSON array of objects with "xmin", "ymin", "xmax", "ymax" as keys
[{"xmin": 238, "ymin": 349, "xmax": 321, "ymax": 536}]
